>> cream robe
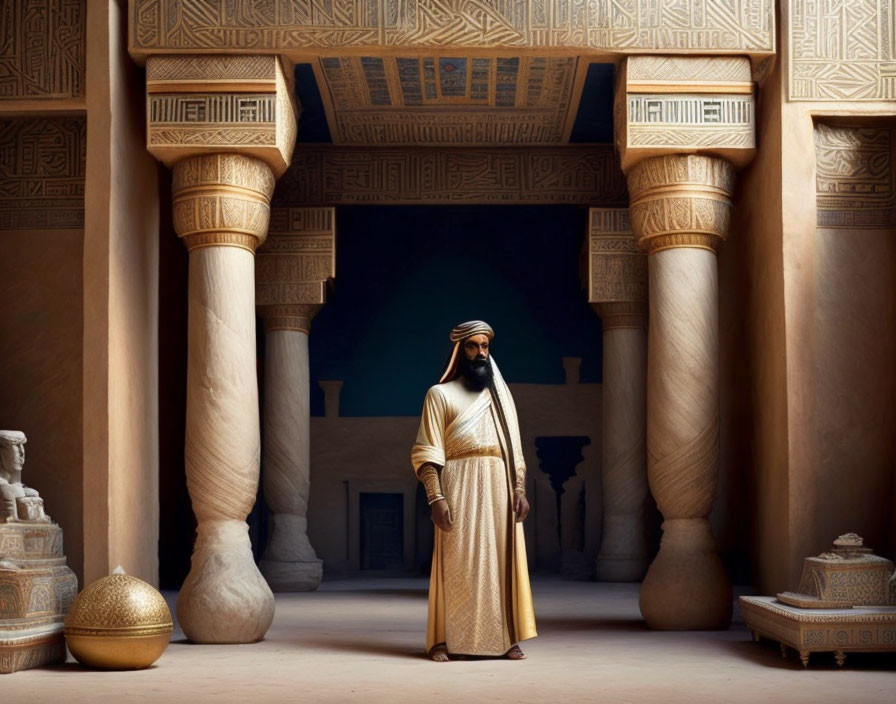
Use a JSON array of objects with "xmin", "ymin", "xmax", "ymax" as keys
[{"xmin": 412, "ymin": 379, "xmax": 537, "ymax": 656}]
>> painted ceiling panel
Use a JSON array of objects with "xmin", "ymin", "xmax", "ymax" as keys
[{"xmin": 294, "ymin": 59, "xmax": 614, "ymax": 147}]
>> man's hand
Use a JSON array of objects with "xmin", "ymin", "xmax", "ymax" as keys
[
  {"xmin": 431, "ymin": 499, "xmax": 453, "ymax": 532},
  {"xmin": 513, "ymin": 493, "xmax": 529, "ymax": 522}
]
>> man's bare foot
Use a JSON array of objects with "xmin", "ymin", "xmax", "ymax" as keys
[
  {"xmin": 429, "ymin": 644, "xmax": 450, "ymax": 662},
  {"xmin": 505, "ymin": 644, "xmax": 526, "ymax": 660}
]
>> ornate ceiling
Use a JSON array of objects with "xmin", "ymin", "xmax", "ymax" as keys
[{"xmin": 296, "ymin": 57, "xmax": 614, "ymax": 146}]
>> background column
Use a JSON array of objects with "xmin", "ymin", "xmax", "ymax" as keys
[
  {"xmin": 145, "ymin": 55, "xmax": 297, "ymax": 642},
  {"xmin": 256, "ymin": 208, "xmax": 336, "ymax": 591},
  {"xmin": 585, "ymin": 209, "xmax": 649, "ymax": 582},
  {"xmin": 616, "ymin": 56, "xmax": 756, "ymax": 629}
]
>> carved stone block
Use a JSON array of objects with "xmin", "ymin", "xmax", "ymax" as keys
[
  {"xmin": 616, "ymin": 56, "xmax": 756, "ymax": 172},
  {"xmin": 146, "ymin": 55, "xmax": 297, "ymax": 176}
]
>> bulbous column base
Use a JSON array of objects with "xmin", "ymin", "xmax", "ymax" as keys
[
  {"xmin": 176, "ymin": 520, "xmax": 275, "ymax": 643},
  {"xmin": 259, "ymin": 514, "xmax": 323, "ymax": 591},
  {"xmin": 259, "ymin": 559, "xmax": 323, "ymax": 592},
  {"xmin": 639, "ymin": 518, "xmax": 732, "ymax": 630}
]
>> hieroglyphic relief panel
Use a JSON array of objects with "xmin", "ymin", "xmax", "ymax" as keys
[
  {"xmin": 790, "ymin": 0, "xmax": 896, "ymax": 101},
  {"xmin": 0, "ymin": 0, "xmax": 84, "ymax": 100},
  {"xmin": 815, "ymin": 124, "xmax": 896, "ymax": 228},
  {"xmin": 317, "ymin": 56, "xmax": 577, "ymax": 145},
  {"xmin": 0, "ymin": 117, "xmax": 85, "ymax": 230},
  {"xmin": 148, "ymin": 94, "xmax": 279, "ymax": 147},
  {"xmin": 130, "ymin": 0, "xmax": 774, "ymax": 55},
  {"xmin": 587, "ymin": 208, "xmax": 647, "ymax": 304},
  {"xmin": 272, "ymin": 147, "xmax": 628, "ymax": 206}
]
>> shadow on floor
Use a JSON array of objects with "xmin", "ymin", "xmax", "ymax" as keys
[
  {"xmin": 535, "ymin": 616, "xmax": 648, "ymax": 633},
  {"xmin": 292, "ymin": 638, "xmax": 423, "ymax": 659},
  {"xmin": 717, "ymin": 636, "xmax": 896, "ymax": 671}
]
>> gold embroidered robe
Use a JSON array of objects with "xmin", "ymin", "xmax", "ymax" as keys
[{"xmin": 411, "ymin": 379, "xmax": 537, "ymax": 656}]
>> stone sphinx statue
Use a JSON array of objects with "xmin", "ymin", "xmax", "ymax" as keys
[{"xmin": 0, "ymin": 430, "xmax": 49, "ymax": 523}]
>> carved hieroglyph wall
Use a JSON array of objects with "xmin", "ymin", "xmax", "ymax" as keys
[
  {"xmin": 272, "ymin": 146, "xmax": 628, "ymax": 205},
  {"xmin": 0, "ymin": 117, "xmax": 86, "ymax": 230},
  {"xmin": 0, "ymin": 0, "xmax": 85, "ymax": 100},
  {"xmin": 130, "ymin": 0, "xmax": 774, "ymax": 55},
  {"xmin": 815, "ymin": 124, "xmax": 896, "ymax": 229},
  {"xmin": 790, "ymin": 0, "xmax": 896, "ymax": 101}
]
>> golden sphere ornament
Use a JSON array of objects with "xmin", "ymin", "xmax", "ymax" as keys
[{"xmin": 64, "ymin": 566, "xmax": 173, "ymax": 669}]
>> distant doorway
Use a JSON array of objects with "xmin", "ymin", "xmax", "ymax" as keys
[{"xmin": 360, "ymin": 492, "xmax": 404, "ymax": 570}]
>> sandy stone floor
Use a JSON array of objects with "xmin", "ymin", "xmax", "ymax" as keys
[{"xmin": 4, "ymin": 578, "xmax": 895, "ymax": 702}]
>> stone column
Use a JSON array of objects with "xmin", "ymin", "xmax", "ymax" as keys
[
  {"xmin": 629, "ymin": 155, "xmax": 734, "ymax": 629},
  {"xmin": 616, "ymin": 57, "xmax": 756, "ymax": 629},
  {"xmin": 145, "ymin": 55, "xmax": 297, "ymax": 642},
  {"xmin": 256, "ymin": 208, "xmax": 336, "ymax": 591},
  {"xmin": 586, "ymin": 209, "xmax": 649, "ymax": 582},
  {"xmin": 171, "ymin": 153, "xmax": 276, "ymax": 643}
]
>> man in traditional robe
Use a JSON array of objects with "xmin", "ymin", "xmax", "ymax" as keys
[{"xmin": 411, "ymin": 320, "xmax": 537, "ymax": 661}]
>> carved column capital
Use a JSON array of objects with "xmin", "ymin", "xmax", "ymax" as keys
[
  {"xmin": 585, "ymin": 208, "xmax": 648, "ymax": 313},
  {"xmin": 258, "ymin": 304, "xmax": 321, "ymax": 334},
  {"xmin": 172, "ymin": 153, "xmax": 275, "ymax": 253},
  {"xmin": 626, "ymin": 155, "xmax": 734, "ymax": 254},
  {"xmin": 594, "ymin": 301, "xmax": 648, "ymax": 330},
  {"xmin": 256, "ymin": 207, "xmax": 336, "ymax": 331}
]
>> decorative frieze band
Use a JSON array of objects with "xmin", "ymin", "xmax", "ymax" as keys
[
  {"xmin": 0, "ymin": 117, "xmax": 85, "ymax": 230},
  {"xmin": 272, "ymin": 147, "xmax": 628, "ymax": 206},
  {"xmin": 0, "ymin": 0, "xmax": 84, "ymax": 101},
  {"xmin": 815, "ymin": 124, "xmax": 896, "ymax": 229},
  {"xmin": 586, "ymin": 208, "xmax": 647, "ymax": 306},
  {"xmin": 149, "ymin": 95, "xmax": 277, "ymax": 123},
  {"xmin": 627, "ymin": 95, "xmax": 754, "ymax": 150},
  {"xmin": 130, "ymin": 0, "xmax": 774, "ymax": 56}
]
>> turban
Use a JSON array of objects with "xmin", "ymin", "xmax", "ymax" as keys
[
  {"xmin": 449, "ymin": 320, "xmax": 494, "ymax": 344},
  {"xmin": 439, "ymin": 320, "xmax": 495, "ymax": 384}
]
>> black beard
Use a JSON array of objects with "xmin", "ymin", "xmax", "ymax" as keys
[{"xmin": 458, "ymin": 356, "xmax": 493, "ymax": 391}]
